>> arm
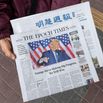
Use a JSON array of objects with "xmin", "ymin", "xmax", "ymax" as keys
[{"xmin": 0, "ymin": 0, "xmax": 14, "ymax": 38}]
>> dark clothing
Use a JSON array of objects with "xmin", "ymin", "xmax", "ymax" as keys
[
  {"xmin": 0, "ymin": 0, "xmax": 81, "ymax": 39},
  {"xmin": 38, "ymin": 50, "xmax": 70, "ymax": 66}
]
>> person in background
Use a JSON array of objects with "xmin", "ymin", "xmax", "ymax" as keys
[{"xmin": 0, "ymin": 0, "xmax": 81, "ymax": 60}]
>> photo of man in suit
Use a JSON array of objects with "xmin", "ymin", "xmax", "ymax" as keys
[{"xmin": 38, "ymin": 39, "xmax": 70, "ymax": 66}]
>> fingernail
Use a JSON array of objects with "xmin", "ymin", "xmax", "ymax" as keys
[{"xmin": 12, "ymin": 55, "xmax": 15, "ymax": 60}]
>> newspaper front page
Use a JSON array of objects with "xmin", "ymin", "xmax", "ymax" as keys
[
  {"xmin": 11, "ymin": 2, "xmax": 103, "ymax": 68},
  {"xmin": 11, "ymin": 20, "xmax": 99, "ymax": 102}
]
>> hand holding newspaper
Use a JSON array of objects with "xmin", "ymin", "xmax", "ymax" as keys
[{"xmin": 10, "ymin": 2, "xmax": 101, "ymax": 102}]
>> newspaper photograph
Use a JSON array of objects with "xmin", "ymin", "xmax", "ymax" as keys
[
  {"xmin": 11, "ymin": 2, "xmax": 103, "ymax": 68},
  {"xmin": 11, "ymin": 20, "xmax": 99, "ymax": 102}
]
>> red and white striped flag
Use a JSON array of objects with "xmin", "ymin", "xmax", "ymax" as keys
[{"xmin": 28, "ymin": 34, "xmax": 75, "ymax": 69}]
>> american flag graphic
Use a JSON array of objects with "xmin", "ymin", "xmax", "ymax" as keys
[{"xmin": 28, "ymin": 34, "xmax": 75, "ymax": 69}]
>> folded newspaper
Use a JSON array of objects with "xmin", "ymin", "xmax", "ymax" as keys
[{"xmin": 10, "ymin": 2, "xmax": 101, "ymax": 102}]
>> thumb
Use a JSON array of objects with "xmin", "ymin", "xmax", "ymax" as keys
[
  {"xmin": 0, "ymin": 37, "xmax": 16, "ymax": 60},
  {"xmin": 4, "ymin": 49, "xmax": 16, "ymax": 60}
]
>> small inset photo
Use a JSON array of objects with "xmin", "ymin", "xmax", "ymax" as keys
[
  {"xmin": 80, "ymin": 64, "xmax": 90, "ymax": 73},
  {"xmin": 69, "ymin": 31, "xmax": 79, "ymax": 42},
  {"xmin": 76, "ymin": 50, "xmax": 85, "ymax": 58}
]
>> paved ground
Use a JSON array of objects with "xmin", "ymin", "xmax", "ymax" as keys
[
  {"xmin": 0, "ymin": 0, "xmax": 103, "ymax": 103},
  {"xmin": 0, "ymin": 49, "xmax": 88, "ymax": 103}
]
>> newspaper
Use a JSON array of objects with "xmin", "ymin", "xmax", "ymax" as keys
[
  {"xmin": 11, "ymin": 2, "xmax": 103, "ymax": 68},
  {"xmin": 11, "ymin": 19, "xmax": 99, "ymax": 102}
]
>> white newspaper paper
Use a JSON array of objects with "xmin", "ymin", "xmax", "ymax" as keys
[
  {"xmin": 11, "ymin": 2, "xmax": 103, "ymax": 68},
  {"xmin": 11, "ymin": 20, "xmax": 99, "ymax": 102}
]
